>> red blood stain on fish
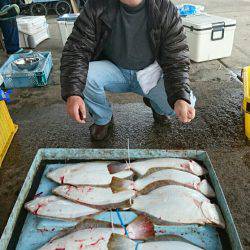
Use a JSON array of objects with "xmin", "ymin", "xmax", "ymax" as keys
[
  {"xmin": 60, "ymin": 176, "xmax": 65, "ymax": 184},
  {"xmin": 186, "ymin": 183, "xmax": 195, "ymax": 189},
  {"xmin": 33, "ymin": 192, "xmax": 43, "ymax": 199},
  {"xmin": 55, "ymin": 248, "xmax": 65, "ymax": 250},
  {"xmin": 80, "ymin": 244, "xmax": 84, "ymax": 249},
  {"xmin": 32, "ymin": 203, "xmax": 44, "ymax": 215},
  {"xmin": 66, "ymin": 185, "xmax": 73, "ymax": 195},
  {"xmin": 158, "ymin": 229, "xmax": 166, "ymax": 234},
  {"xmin": 86, "ymin": 186, "xmax": 93, "ymax": 193},
  {"xmin": 193, "ymin": 183, "xmax": 199, "ymax": 190},
  {"xmin": 129, "ymin": 182, "xmax": 136, "ymax": 190},
  {"xmin": 90, "ymin": 237, "xmax": 105, "ymax": 246},
  {"xmin": 181, "ymin": 163, "xmax": 191, "ymax": 172}
]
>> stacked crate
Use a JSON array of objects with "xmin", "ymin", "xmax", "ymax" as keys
[{"xmin": 0, "ymin": 101, "xmax": 18, "ymax": 167}]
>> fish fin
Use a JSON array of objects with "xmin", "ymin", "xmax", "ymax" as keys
[
  {"xmin": 198, "ymin": 180, "xmax": 216, "ymax": 198},
  {"xmin": 108, "ymin": 234, "xmax": 136, "ymax": 250},
  {"xmin": 110, "ymin": 177, "xmax": 135, "ymax": 193},
  {"xmin": 107, "ymin": 162, "xmax": 129, "ymax": 174},
  {"xmin": 50, "ymin": 219, "xmax": 123, "ymax": 242},
  {"xmin": 76, "ymin": 218, "xmax": 122, "ymax": 230},
  {"xmin": 201, "ymin": 202, "xmax": 225, "ymax": 228},
  {"xmin": 48, "ymin": 225, "xmax": 77, "ymax": 242},
  {"xmin": 126, "ymin": 215, "xmax": 155, "ymax": 240}
]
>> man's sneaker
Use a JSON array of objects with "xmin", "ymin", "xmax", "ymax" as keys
[
  {"xmin": 0, "ymin": 4, "xmax": 20, "ymax": 20},
  {"xmin": 89, "ymin": 117, "xmax": 113, "ymax": 141},
  {"xmin": 143, "ymin": 97, "xmax": 169, "ymax": 123}
]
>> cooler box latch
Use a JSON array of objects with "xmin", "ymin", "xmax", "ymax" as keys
[{"xmin": 211, "ymin": 22, "xmax": 225, "ymax": 41}]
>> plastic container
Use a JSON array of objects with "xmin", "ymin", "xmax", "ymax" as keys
[
  {"xmin": 17, "ymin": 16, "xmax": 49, "ymax": 48},
  {"xmin": 182, "ymin": 13, "xmax": 236, "ymax": 62},
  {"xmin": 242, "ymin": 66, "xmax": 250, "ymax": 140},
  {"xmin": 17, "ymin": 16, "xmax": 47, "ymax": 35},
  {"xmin": 0, "ymin": 51, "xmax": 53, "ymax": 89},
  {"xmin": 18, "ymin": 24, "xmax": 50, "ymax": 49},
  {"xmin": 0, "ymin": 149, "xmax": 243, "ymax": 249},
  {"xmin": 57, "ymin": 13, "xmax": 79, "ymax": 45},
  {"xmin": 0, "ymin": 101, "xmax": 18, "ymax": 167}
]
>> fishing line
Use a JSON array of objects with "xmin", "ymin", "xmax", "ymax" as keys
[
  {"xmin": 116, "ymin": 208, "xmax": 128, "ymax": 237},
  {"xmin": 127, "ymin": 138, "xmax": 131, "ymax": 166},
  {"xmin": 127, "ymin": 137, "xmax": 133, "ymax": 206}
]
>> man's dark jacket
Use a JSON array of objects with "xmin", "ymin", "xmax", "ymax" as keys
[{"xmin": 60, "ymin": 0, "xmax": 191, "ymax": 108}]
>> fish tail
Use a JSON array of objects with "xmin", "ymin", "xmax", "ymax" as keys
[
  {"xmin": 108, "ymin": 234, "xmax": 136, "ymax": 249},
  {"xmin": 110, "ymin": 177, "xmax": 135, "ymax": 193},
  {"xmin": 107, "ymin": 162, "xmax": 129, "ymax": 174},
  {"xmin": 126, "ymin": 215, "xmax": 155, "ymax": 240}
]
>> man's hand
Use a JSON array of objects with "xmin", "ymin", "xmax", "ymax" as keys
[
  {"xmin": 67, "ymin": 96, "xmax": 86, "ymax": 124},
  {"xmin": 174, "ymin": 100, "xmax": 195, "ymax": 123}
]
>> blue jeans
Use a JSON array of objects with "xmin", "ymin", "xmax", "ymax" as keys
[
  {"xmin": 84, "ymin": 60, "xmax": 196, "ymax": 125},
  {"xmin": 0, "ymin": 0, "xmax": 20, "ymax": 54}
]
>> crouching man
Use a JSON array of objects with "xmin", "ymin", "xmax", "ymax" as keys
[{"xmin": 60, "ymin": 0, "xmax": 196, "ymax": 141}]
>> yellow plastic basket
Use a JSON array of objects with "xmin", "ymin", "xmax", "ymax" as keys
[
  {"xmin": 0, "ymin": 100, "xmax": 18, "ymax": 167},
  {"xmin": 242, "ymin": 66, "xmax": 250, "ymax": 140}
]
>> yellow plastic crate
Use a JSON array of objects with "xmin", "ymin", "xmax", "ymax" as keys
[
  {"xmin": 0, "ymin": 100, "xmax": 18, "ymax": 167},
  {"xmin": 242, "ymin": 66, "xmax": 250, "ymax": 140}
]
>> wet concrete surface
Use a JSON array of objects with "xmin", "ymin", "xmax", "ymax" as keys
[{"xmin": 0, "ymin": 1, "xmax": 250, "ymax": 248}]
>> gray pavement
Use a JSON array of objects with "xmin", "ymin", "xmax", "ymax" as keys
[{"xmin": 0, "ymin": 0, "xmax": 249, "ymax": 248}]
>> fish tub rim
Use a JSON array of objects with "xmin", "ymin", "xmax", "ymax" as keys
[{"xmin": 0, "ymin": 148, "xmax": 243, "ymax": 250}]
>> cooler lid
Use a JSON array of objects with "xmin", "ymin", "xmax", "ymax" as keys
[
  {"xmin": 182, "ymin": 13, "xmax": 236, "ymax": 30},
  {"xmin": 17, "ymin": 16, "xmax": 46, "ymax": 24},
  {"xmin": 57, "ymin": 13, "xmax": 80, "ymax": 22}
]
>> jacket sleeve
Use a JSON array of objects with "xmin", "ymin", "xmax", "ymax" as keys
[
  {"xmin": 60, "ymin": 1, "xmax": 96, "ymax": 101},
  {"xmin": 159, "ymin": 0, "xmax": 191, "ymax": 108}
]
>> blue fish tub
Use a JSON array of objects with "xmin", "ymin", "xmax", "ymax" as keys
[
  {"xmin": 0, "ymin": 51, "xmax": 53, "ymax": 89},
  {"xmin": 0, "ymin": 149, "xmax": 243, "ymax": 250}
]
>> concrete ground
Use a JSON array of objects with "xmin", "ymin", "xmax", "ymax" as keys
[{"xmin": 0, "ymin": 0, "xmax": 250, "ymax": 248}]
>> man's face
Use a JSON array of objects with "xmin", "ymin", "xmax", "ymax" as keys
[{"xmin": 120, "ymin": 0, "xmax": 143, "ymax": 7}]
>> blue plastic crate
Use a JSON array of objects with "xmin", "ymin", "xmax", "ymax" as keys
[
  {"xmin": 0, "ymin": 149, "xmax": 243, "ymax": 250},
  {"xmin": 0, "ymin": 51, "xmax": 53, "ymax": 89}
]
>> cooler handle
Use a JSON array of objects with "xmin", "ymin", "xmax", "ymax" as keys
[{"xmin": 211, "ymin": 22, "xmax": 225, "ymax": 41}]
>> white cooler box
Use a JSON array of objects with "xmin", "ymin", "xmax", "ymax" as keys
[
  {"xmin": 57, "ymin": 14, "xmax": 79, "ymax": 45},
  {"xmin": 17, "ymin": 16, "xmax": 50, "ymax": 48},
  {"xmin": 182, "ymin": 14, "xmax": 236, "ymax": 62}
]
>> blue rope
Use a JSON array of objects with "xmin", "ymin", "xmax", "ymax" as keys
[{"xmin": 115, "ymin": 208, "xmax": 129, "ymax": 237}]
